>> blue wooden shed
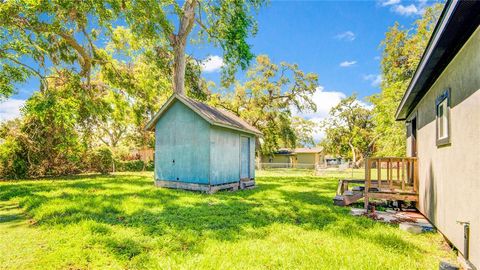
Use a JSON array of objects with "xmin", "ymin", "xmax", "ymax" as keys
[{"xmin": 145, "ymin": 94, "xmax": 262, "ymax": 192}]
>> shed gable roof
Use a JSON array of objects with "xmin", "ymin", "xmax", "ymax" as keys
[{"xmin": 145, "ymin": 94, "xmax": 262, "ymax": 136}]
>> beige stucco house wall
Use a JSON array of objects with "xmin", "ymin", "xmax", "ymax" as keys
[
  {"xmin": 259, "ymin": 148, "xmax": 324, "ymax": 168},
  {"xmin": 260, "ymin": 154, "xmax": 292, "ymax": 165},
  {"xmin": 295, "ymin": 153, "xmax": 321, "ymax": 166},
  {"xmin": 405, "ymin": 25, "xmax": 480, "ymax": 267}
]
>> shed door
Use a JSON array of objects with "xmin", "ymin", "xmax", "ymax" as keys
[{"xmin": 240, "ymin": 136, "xmax": 250, "ymax": 179}]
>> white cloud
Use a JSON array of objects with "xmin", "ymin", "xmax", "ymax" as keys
[
  {"xmin": 293, "ymin": 86, "xmax": 346, "ymax": 140},
  {"xmin": 355, "ymin": 99, "xmax": 374, "ymax": 110},
  {"xmin": 380, "ymin": 0, "xmax": 401, "ymax": 6},
  {"xmin": 201, "ymin": 55, "xmax": 224, "ymax": 73},
  {"xmin": 294, "ymin": 86, "xmax": 373, "ymax": 141},
  {"xmin": 380, "ymin": 0, "xmax": 427, "ymax": 16},
  {"xmin": 339, "ymin": 60, "xmax": 357, "ymax": 67},
  {"xmin": 363, "ymin": 74, "xmax": 382, "ymax": 87},
  {"xmin": 0, "ymin": 99, "xmax": 25, "ymax": 122},
  {"xmin": 298, "ymin": 87, "xmax": 346, "ymax": 120},
  {"xmin": 393, "ymin": 4, "xmax": 420, "ymax": 16},
  {"xmin": 335, "ymin": 31, "xmax": 356, "ymax": 41}
]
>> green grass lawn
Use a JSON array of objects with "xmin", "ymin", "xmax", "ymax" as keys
[{"xmin": 0, "ymin": 171, "xmax": 454, "ymax": 269}]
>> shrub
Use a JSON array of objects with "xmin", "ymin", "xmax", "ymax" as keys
[
  {"xmin": 113, "ymin": 159, "xmax": 154, "ymax": 172},
  {"xmin": 115, "ymin": 160, "xmax": 145, "ymax": 172},
  {"xmin": 0, "ymin": 139, "xmax": 28, "ymax": 179},
  {"xmin": 146, "ymin": 160, "xmax": 154, "ymax": 171},
  {"xmin": 88, "ymin": 147, "xmax": 113, "ymax": 174}
]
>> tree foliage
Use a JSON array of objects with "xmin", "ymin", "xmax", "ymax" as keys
[
  {"xmin": 98, "ymin": 26, "xmax": 209, "ymax": 149},
  {"xmin": 0, "ymin": 72, "xmax": 90, "ymax": 177},
  {"xmin": 123, "ymin": 0, "xmax": 265, "ymax": 94},
  {"xmin": 0, "ymin": 0, "xmax": 122, "ymax": 97},
  {"xmin": 321, "ymin": 95, "xmax": 375, "ymax": 166},
  {"xmin": 0, "ymin": 2, "xmax": 325, "ymax": 178},
  {"xmin": 0, "ymin": 0, "xmax": 263, "ymax": 178},
  {"xmin": 291, "ymin": 116, "xmax": 317, "ymax": 148},
  {"xmin": 209, "ymin": 55, "xmax": 318, "ymax": 154},
  {"xmin": 370, "ymin": 4, "xmax": 442, "ymax": 156}
]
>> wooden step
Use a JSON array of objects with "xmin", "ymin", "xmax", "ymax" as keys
[
  {"xmin": 333, "ymin": 191, "xmax": 364, "ymax": 206},
  {"xmin": 240, "ymin": 180, "xmax": 255, "ymax": 190}
]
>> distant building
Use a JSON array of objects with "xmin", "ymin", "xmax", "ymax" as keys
[
  {"xmin": 260, "ymin": 147, "xmax": 324, "ymax": 169},
  {"xmin": 323, "ymin": 155, "xmax": 344, "ymax": 166}
]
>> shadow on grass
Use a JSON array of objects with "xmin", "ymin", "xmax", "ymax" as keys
[{"xmin": 0, "ymin": 173, "xmax": 425, "ymax": 260}]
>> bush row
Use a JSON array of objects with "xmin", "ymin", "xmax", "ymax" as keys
[
  {"xmin": 86, "ymin": 147, "xmax": 154, "ymax": 173},
  {"xmin": 114, "ymin": 160, "xmax": 154, "ymax": 172},
  {"xmin": 0, "ymin": 145, "xmax": 154, "ymax": 179}
]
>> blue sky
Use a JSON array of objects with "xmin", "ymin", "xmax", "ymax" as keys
[
  {"xmin": 1, "ymin": 0, "xmax": 435, "ymax": 130},
  {"xmin": 196, "ymin": 0, "xmax": 434, "ymax": 138},
  {"xmin": 197, "ymin": 0, "xmax": 432, "ymax": 98}
]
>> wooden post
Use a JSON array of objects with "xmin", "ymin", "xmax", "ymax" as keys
[
  {"xmin": 413, "ymin": 158, "xmax": 418, "ymax": 193},
  {"xmin": 396, "ymin": 161, "xmax": 400, "ymax": 185},
  {"xmin": 377, "ymin": 159, "xmax": 381, "ymax": 190},
  {"xmin": 401, "ymin": 158, "xmax": 405, "ymax": 191},
  {"xmin": 343, "ymin": 180, "xmax": 348, "ymax": 194},
  {"xmin": 396, "ymin": 161, "xmax": 400, "ymax": 179},
  {"xmin": 364, "ymin": 158, "xmax": 371, "ymax": 210},
  {"xmin": 406, "ymin": 159, "xmax": 411, "ymax": 186},
  {"xmin": 388, "ymin": 158, "xmax": 393, "ymax": 190},
  {"xmin": 386, "ymin": 159, "xmax": 389, "ymax": 188}
]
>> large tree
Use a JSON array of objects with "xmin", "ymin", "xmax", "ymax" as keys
[
  {"xmin": 369, "ymin": 4, "xmax": 442, "ymax": 156},
  {"xmin": 123, "ymin": 0, "xmax": 265, "ymax": 95},
  {"xmin": 99, "ymin": 27, "xmax": 209, "ymax": 150},
  {"xmin": 291, "ymin": 116, "xmax": 317, "ymax": 148},
  {"xmin": 0, "ymin": 0, "xmax": 121, "ymax": 97},
  {"xmin": 209, "ymin": 55, "xmax": 318, "ymax": 154},
  {"xmin": 321, "ymin": 95, "xmax": 375, "ymax": 167},
  {"xmin": 0, "ymin": 71, "xmax": 92, "ymax": 178}
]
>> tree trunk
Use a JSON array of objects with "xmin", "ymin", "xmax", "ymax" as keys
[
  {"xmin": 173, "ymin": 41, "xmax": 187, "ymax": 95},
  {"xmin": 349, "ymin": 143, "xmax": 357, "ymax": 168},
  {"xmin": 171, "ymin": 0, "xmax": 197, "ymax": 95}
]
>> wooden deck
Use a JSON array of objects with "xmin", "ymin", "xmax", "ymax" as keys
[
  {"xmin": 364, "ymin": 157, "xmax": 418, "ymax": 209},
  {"xmin": 333, "ymin": 157, "xmax": 419, "ymax": 208}
]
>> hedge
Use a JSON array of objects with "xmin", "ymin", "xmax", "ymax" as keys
[{"xmin": 114, "ymin": 160, "xmax": 154, "ymax": 172}]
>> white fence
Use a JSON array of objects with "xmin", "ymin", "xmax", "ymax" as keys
[
  {"xmin": 256, "ymin": 163, "xmax": 316, "ymax": 169},
  {"xmin": 256, "ymin": 162, "xmax": 352, "ymax": 170},
  {"xmin": 256, "ymin": 162, "xmax": 357, "ymax": 178}
]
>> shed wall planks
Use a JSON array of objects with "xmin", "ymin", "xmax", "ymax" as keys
[{"xmin": 155, "ymin": 100, "xmax": 210, "ymax": 184}]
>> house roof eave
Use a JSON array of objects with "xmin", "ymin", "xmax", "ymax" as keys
[{"xmin": 395, "ymin": 0, "xmax": 480, "ymax": 120}]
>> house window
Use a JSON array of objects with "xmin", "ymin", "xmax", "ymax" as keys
[{"xmin": 436, "ymin": 89, "xmax": 450, "ymax": 146}]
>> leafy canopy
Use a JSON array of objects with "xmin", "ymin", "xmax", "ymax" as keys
[
  {"xmin": 321, "ymin": 94, "xmax": 375, "ymax": 166},
  {"xmin": 123, "ymin": 0, "xmax": 265, "ymax": 93},
  {"xmin": 209, "ymin": 55, "xmax": 318, "ymax": 154},
  {"xmin": 369, "ymin": 4, "xmax": 442, "ymax": 156},
  {"xmin": 0, "ymin": 0, "xmax": 122, "ymax": 98}
]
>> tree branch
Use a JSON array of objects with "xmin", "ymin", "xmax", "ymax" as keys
[
  {"xmin": 14, "ymin": 16, "xmax": 93, "ymax": 78},
  {"xmin": 2, "ymin": 54, "xmax": 44, "ymax": 79},
  {"xmin": 177, "ymin": 0, "xmax": 197, "ymax": 42},
  {"xmin": 194, "ymin": 17, "xmax": 220, "ymax": 40}
]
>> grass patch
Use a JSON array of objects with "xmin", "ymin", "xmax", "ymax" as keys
[{"xmin": 0, "ymin": 171, "xmax": 454, "ymax": 269}]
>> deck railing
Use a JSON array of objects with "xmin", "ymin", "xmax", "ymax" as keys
[{"xmin": 364, "ymin": 157, "xmax": 419, "ymax": 209}]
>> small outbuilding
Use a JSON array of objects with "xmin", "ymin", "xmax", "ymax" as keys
[
  {"xmin": 145, "ymin": 94, "xmax": 262, "ymax": 193},
  {"xmin": 260, "ymin": 147, "xmax": 324, "ymax": 169}
]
